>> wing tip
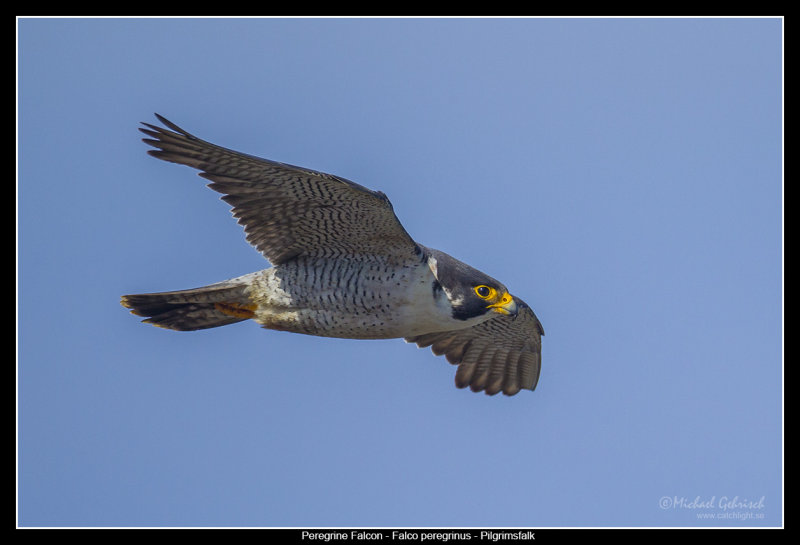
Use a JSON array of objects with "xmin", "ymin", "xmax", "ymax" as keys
[{"xmin": 139, "ymin": 113, "xmax": 193, "ymax": 138}]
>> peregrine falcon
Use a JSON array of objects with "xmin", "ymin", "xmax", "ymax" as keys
[{"xmin": 121, "ymin": 115, "xmax": 544, "ymax": 396}]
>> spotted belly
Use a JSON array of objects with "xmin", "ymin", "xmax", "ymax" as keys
[{"xmin": 245, "ymin": 256, "xmax": 457, "ymax": 339}]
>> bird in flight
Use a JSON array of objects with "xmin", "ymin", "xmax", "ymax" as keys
[{"xmin": 122, "ymin": 115, "xmax": 544, "ymax": 396}]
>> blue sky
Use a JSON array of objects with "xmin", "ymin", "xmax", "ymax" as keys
[{"xmin": 18, "ymin": 17, "xmax": 782, "ymax": 528}]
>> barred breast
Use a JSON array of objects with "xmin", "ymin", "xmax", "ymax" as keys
[{"xmin": 246, "ymin": 256, "xmax": 458, "ymax": 339}]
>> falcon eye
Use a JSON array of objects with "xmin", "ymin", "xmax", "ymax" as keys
[{"xmin": 475, "ymin": 285, "xmax": 495, "ymax": 299}]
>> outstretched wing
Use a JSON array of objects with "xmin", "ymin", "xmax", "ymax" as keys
[
  {"xmin": 405, "ymin": 299, "xmax": 544, "ymax": 396},
  {"xmin": 140, "ymin": 114, "xmax": 420, "ymax": 266}
]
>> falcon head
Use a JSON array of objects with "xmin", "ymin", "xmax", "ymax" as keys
[{"xmin": 425, "ymin": 248, "xmax": 518, "ymax": 322}]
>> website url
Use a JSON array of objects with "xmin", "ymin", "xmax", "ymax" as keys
[{"xmin": 696, "ymin": 511, "xmax": 765, "ymax": 521}]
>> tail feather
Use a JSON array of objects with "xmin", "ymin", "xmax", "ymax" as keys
[{"xmin": 121, "ymin": 278, "xmax": 256, "ymax": 331}]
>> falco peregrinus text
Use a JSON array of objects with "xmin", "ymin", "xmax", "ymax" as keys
[{"xmin": 121, "ymin": 115, "xmax": 544, "ymax": 396}]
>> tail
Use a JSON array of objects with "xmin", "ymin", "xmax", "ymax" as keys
[{"xmin": 121, "ymin": 277, "xmax": 257, "ymax": 331}]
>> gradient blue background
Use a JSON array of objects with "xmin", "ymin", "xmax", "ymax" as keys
[{"xmin": 18, "ymin": 18, "xmax": 782, "ymax": 527}]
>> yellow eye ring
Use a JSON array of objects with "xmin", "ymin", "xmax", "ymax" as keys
[{"xmin": 474, "ymin": 285, "xmax": 495, "ymax": 299}]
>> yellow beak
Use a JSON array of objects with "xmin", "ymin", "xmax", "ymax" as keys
[{"xmin": 487, "ymin": 292, "xmax": 518, "ymax": 316}]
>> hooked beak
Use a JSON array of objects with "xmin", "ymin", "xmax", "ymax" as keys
[{"xmin": 487, "ymin": 292, "xmax": 518, "ymax": 316}]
